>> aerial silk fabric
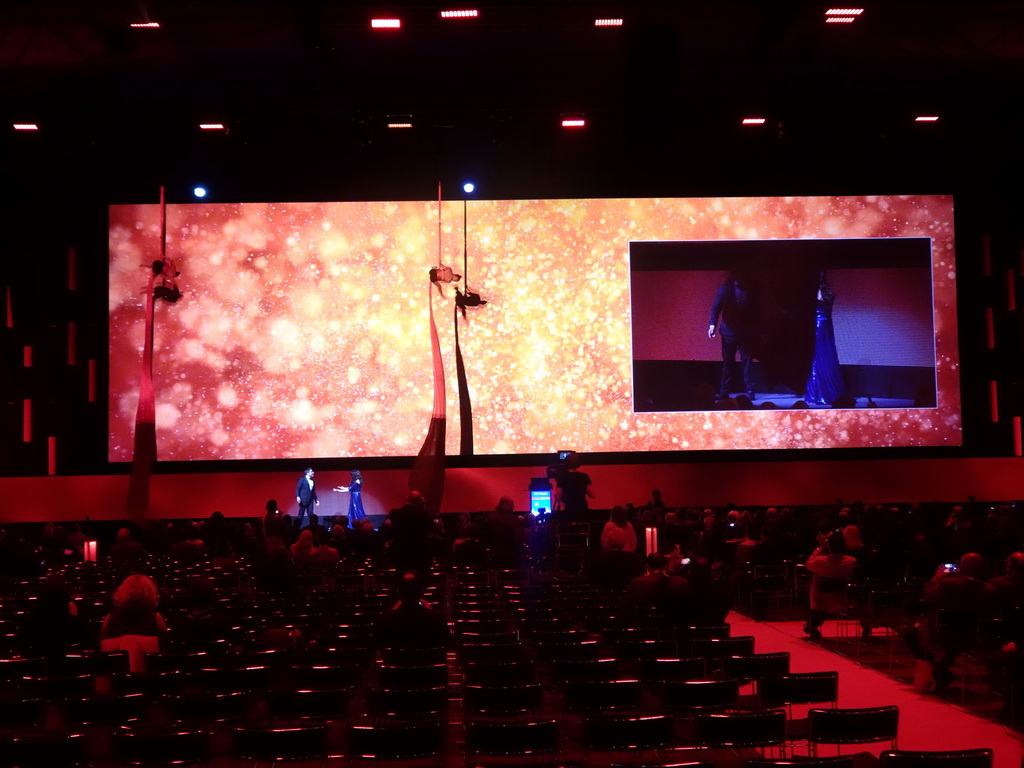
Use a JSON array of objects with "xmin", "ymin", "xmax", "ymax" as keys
[{"xmin": 409, "ymin": 284, "xmax": 446, "ymax": 514}]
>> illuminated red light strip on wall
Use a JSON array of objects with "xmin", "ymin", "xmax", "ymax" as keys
[
  {"xmin": 594, "ymin": 18, "xmax": 624, "ymax": 26},
  {"xmin": 1015, "ymin": 417, "xmax": 1022, "ymax": 457},
  {"xmin": 23, "ymin": 346, "xmax": 32, "ymax": 367},
  {"xmin": 88, "ymin": 359, "xmax": 97, "ymax": 403},
  {"xmin": 387, "ymin": 122, "xmax": 413, "ymax": 129},
  {"xmin": 825, "ymin": 8, "xmax": 864, "ymax": 15},
  {"xmin": 440, "ymin": 10, "xmax": 479, "ymax": 18},
  {"xmin": 561, "ymin": 118, "xmax": 586, "ymax": 128},
  {"xmin": 13, "ymin": 123, "xmax": 39, "ymax": 131},
  {"xmin": 990, "ymin": 381, "xmax": 999, "ymax": 423},
  {"xmin": 371, "ymin": 18, "xmax": 401, "ymax": 28},
  {"xmin": 915, "ymin": 116, "xmax": 939, "ymax": 122},
  {"xmin": 130, "ymin": 21, "xmax": 161, "ymax": 28},
  {"xmin": 742, "ymin": 118, "xmax": 766, "ymax": 125},
  {"xmin": 23, "ymin": 400, "xmax": 31, "ymax": 442},
  {"xmin": 825, "ymin": 17, "xmax": 856, "ymax": 23},
  {"xmin": 199, "ymin": 123, "xmax": 226, "ymax": 130},
  {"xmin": 48, "ymin": 437, "xmax": 57, "ymax": 476}
]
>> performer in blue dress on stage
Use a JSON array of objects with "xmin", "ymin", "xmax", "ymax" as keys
[
  {"xmin": 334, "ymin": 470, "xmax": 366, "ymax": 528},
  {"xmin": 805, "ymin": 273, "xmax": 848, "ymax": 407}
]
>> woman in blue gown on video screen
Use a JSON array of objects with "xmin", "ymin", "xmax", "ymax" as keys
[
  {"xmin": 334, "ymin": 470, "xmax": 366, "ymax": 528},
  {"xmin": 805, "ymin": 273, "xmax": 849, "ymax": 407}
]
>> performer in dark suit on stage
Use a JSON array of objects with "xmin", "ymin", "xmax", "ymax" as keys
[
  {"xmin": 708, "ymin": 273, "xmax": 757, "ymax": 400},
  {"xmin": 295, "ymin": 468, "xmax": 318, "ymax": 525}
]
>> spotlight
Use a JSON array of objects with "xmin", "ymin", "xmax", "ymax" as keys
[
  {"xmin": 440, "ymin": 9, "xmax": 479, "ymax": 19},
  {"xmin": 914, "ymin": 115, "xmax": 940, "ymax": 122},
  {"xmin": 130, "ymin": 21, "xmax": 161, "ymax": 28},
  {"xmin": 742, "ymin": 117, "xmax": 767, "ymax": 125},
  {"xmin": 12, "ymin": 123, "xmax": 39, "ymax": 131},
  {"xmin": 560, "ymin": 115, "xmax": 586, "ymax": 128},
  {"xmin": 594, "ymin": 18, "xmax": 624, "ymax": 26},
  {"xmin": 371, "ymin": 18, "xmax": 401, "ymax": 29},
  {"xmin": 193, "ymin": 187, "xmax": 208, "ymax": 199},
  {"xmin": 463, "ymin": 182, "xmax": 475, "ymax": 194},
  {"xmin": 199, "ymin": 123, "xmax": 225, "ymax": 131}
]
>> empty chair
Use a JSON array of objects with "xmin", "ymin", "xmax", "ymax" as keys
[
  {"xmin": 563, "ymin": 679, "xmax": 643, "ymax": 713},
  {"xmin": 694, "ymin": 709, "xmax": 788, "ymax": 755},
  {"xmin": 366, "ymin": 686, "xmax": 449, "ymax": 719},
  {"xmin": 165, "ymin": 690, "xmax": 250, "ymax": 724},
  {"xmin": 464, "ymin": 719, "xmax": 559, "ymax": 760},
  {"xmin": 663, "ymin": 679, "xmax": 740, "ymax": 713},
  {"xmin": 759, "ymin": 672, "xmax": 839, "ymax": 710},
  {"xmin": 234, "ymin": 724, "xmax": 334, "ymax": 765},
  {"xmin": 380, "ymin": 647, "xmax": 448, "ymax": 667},
  {"xmin": 536, "ymin": 639, "xmax": 603, "ymax": 664},
  {"xmin": 113, "ymin": 726, "xmax": 207, "ymax": 766},
  {"xmin": 0, "ymin": 731, "xmax": 86, "ymax": 768},
  {"xmin": 463, "ymin": 683, "xmax": 545, "ymax": 716},
  {"xmin": 638, "ymin": 657, "xmax": 706, "ymax": 686},
  {"xmin": 880, "ymin": 750, "xmax": 994, "ymax": 768},
  {"xmin": 675, "ymin": 625, "xmax": 730, "ymax": 655},
  {"xmin": 551, "ymin": 657, "xmax": 620, "ymax": 683},
  {"xmin": 458, "ymin": 642, "xmax": 528, "ymax": 664},
  {"xmin": 692, "ymin": 636, "xmax": 756, "ymax": 665},
  {"xmin": 348, "ymin": 721, "xmax": 447, "ymax": 762},
  {"xmin": 582, "ymin": 713, "xmax": 674, "ymax": 752},
  {"xmin": 721, "ymin": 653, "xmax": 791, "ymax": 688},
  {"xmin": 289, "ymin": 662, "xmax": 361, "ymax": 691},
  {"xmin": 377, "ymin": 663, "xmax": 447, "ymax": 689},
  {"xmin": 267, "ymin": 688, "xmax": 353, "ymax": 722},
  {"xmin": 750, "ymin": 758, "xmax": 855, "ymax": 768},
  {"xmin": 462, "ymin": 660, "xmax": 535, "ymax": 686},
  {"xmin": 64, "ymin": 692, "xmax": 149, "ymax": 728},
  {"xmin": 808, "ymin": 706, "xmax": 899, "ymax": 756},
  {"xmin": 616, "ymin": 639, "xmax": 678, "ymax": 661}
]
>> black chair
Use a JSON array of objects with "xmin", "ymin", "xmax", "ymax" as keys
[
  {"xmin": 675, "ymin": 625, "xmax": 731, "ymax": 656},
  {"xmin": 380, "ymin": 647, "xmax": 448, "ymax": 667},
  {"xmin": 366, "ymin": 686, "xmax": 449, "ymax": 719},
  {"xmin": 377, "ymin": 663, "xmax": 448, "ymax": 689},
  {"xmin": 721, "ymin": 653, "xmax": 791, "ymax": 687},
  {"xmin": 0, "ymin": 731, "xmax": 86, "ymax": 768},
  {"xmin": 0, "ymin": 696, "xmax": 49, "ymax": 730},
  {"xmin": 464, "ymin": 719, "xmax": 559, "ymax": 759},
  {"xmin": 692, "ymin": 636, "xmax": 756, "ymax": 672},
  {"xmin": 758, "ymin": 672, "xmax": 839, "ymax": 739},
  {"xmin": 880, "ymin": 750, "xmax": 994, "ymax": 768},
  {"xmin": 694, "ymin": 709, "xmax": 788, "ymax": 756},
  {"xmin": 581, "ymin": 713, "xmax": 674, "ymax": 752},
  {"xmin": 165, "ymin": 690, "xmax": 250, "ymax": 724},
  {"xmin": 462, "ymin": 660, "xmax": 535, "ymax": 686},
  {"xmin": 64, "ymin": 692, "xmax": 149, "ymax": 727},
  {"xmin": 638, "ymin": 657, "xmax": 706, "ymax": 686},
  {"xmin": 348, "ymin": 721, "xmax": 447, "ymax": 761},
  {"xmin": 563, "ymin": 678, "xmax": 643, "ymax": 713},
  {"xmin": 458, "ymin": 642, "xmax": 528, "ymax": 664},
  {"xmin": 749, "ymin": 757, "xmax": 855, "ymax": 768},
  {"xmin": 234, "ymin": 724, "xmax": 335, "ymax": 765},
  {"xmin": 289, "ymin": 662, "xmax": 361, "ymax": 691},
  {"xmin": 463, "ymin": 683, "xmax": 545, "ymax": 716},
  {"xmin": 663, "ymin": 679, "xmax": 740, "ymax": 713},
  {"xmin": 267, "ymin": 688, "xmax": 353, "ymax": 722},
  {"xmin": 807, "ymin": 706, "xmax": 899, "ymax": 756},
  {"xmin": 551, "ymin": 657, "xmax": 620, "ymax": 683},
  {"xmin": 112, "ymin": 726, "xmax": 208, "ymax": 766}
]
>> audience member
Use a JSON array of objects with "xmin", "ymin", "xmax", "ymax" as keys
[
  {"xmin": 587, "ymin": 527, "xmax": 645, "ymax": 592},
  {"xmin": 374, "ymin": 572, "xmax": 452, "ymax": 650},
  {"xmin": 600, "ymin": 505, "xmax": 637, "ymax": 552},
  {"xmin": 803, "ymin": 530, "xmax": 857, "ymax": 642},
  {"xmin": 15, "ymin": 576, "xmax": 91, "ymax": 658},
  {"xmin": 905, "ymin": 552, "xmax": 997, "ymax": 690},
  {"xmin": 100, "ymin": 574, "xmax": 167, "ymax": 671}
]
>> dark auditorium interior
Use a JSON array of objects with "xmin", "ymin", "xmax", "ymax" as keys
[{"xmin": 2, "ymin": 2, "xmax": 1024, "ymax": 767}]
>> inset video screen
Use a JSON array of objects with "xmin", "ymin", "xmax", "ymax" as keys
[{"xmin": 109, "ymin": 195, "xmax": 960, "ymax": 460}]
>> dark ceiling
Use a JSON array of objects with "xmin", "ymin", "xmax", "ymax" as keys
[{"xmin": 1, "ymin": 1, "xmax": 1023, "ymax": 202}]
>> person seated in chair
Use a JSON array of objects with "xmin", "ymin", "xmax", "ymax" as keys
[
  {"xmin": 803, "ymin": 531, "xmax": 857, "ymax": 642},
  {"xmin": 905, "ymin": 552, "xmax": 997, "ymax": 690}
]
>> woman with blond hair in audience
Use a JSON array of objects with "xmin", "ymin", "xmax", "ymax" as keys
[
  {"xmin": 100, "ymin": 574, "xmax": 167, "ymax": 671},
  {"xmin": 289, "ymin": 527, "xmax": 315, "ymax": 564},
  {"xmin": 601, "ymin": 505, "xmax": 638, "ymax": 552}
]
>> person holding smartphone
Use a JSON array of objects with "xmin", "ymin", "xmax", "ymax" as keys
[{"xmin": 904, "ymin": 552, "xmax": 996, "ymax": 692}]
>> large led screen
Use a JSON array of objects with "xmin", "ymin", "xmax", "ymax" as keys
[{"xmin": 109, "ymin": 195, "xmax": 960, "ymax": 461}]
